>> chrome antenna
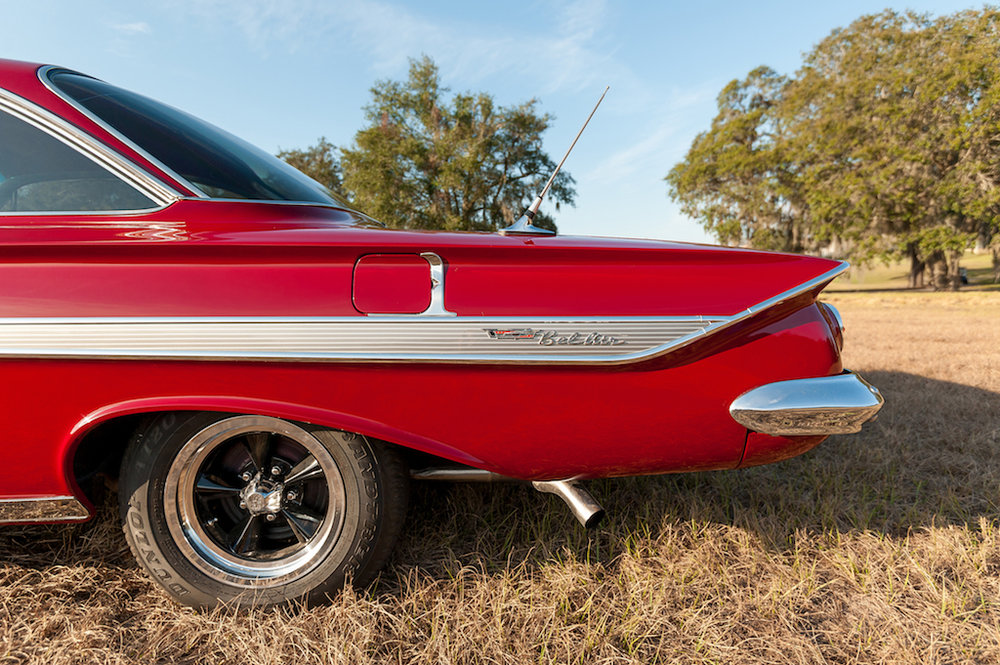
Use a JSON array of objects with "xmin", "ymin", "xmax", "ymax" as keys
[{"xmin": 500, "ymin": 86, "xmax": 609, "ymax": 236}]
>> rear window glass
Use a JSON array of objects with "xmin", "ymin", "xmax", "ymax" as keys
[{"xmin": 49, "ymin": 71, "xmax": 350, "ymax": 207}]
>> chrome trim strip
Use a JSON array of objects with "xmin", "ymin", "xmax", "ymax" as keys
[
  {"xmin": 179, "ymin": 197, "xmax": 343, "ymax": 209},
  {"xmin": 0, "ymin": 496, "xmax": 90, "ymax": 523},
  {"xmin": 0, "ymin": 315, "xmax": 727, "ymax": 364},
  {"xmin": 729, "ymin": 371, "xmax": 884, "ymax": 436},
  {"xmin": 744, "ymin": 261, "xmax": 848, "ymax": 316},
  {"xmin": 38, "ymin": 66, "xmax": 207, "ymax": 199},
  {"xmin": 0, "ymin": 263, "xmax": 847, "ymax": 365},
  {"xmin": 0, "ymin": 85, "xmax": 180, "ymax": 208},
  {"xmin": 417, "ymin": 252, "xmax": 456, "ymax": 317}
]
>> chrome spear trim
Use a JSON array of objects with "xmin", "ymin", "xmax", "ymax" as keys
[{"xmin": 500, "ymin": 86, "xmax": 609, "ymax": 237}]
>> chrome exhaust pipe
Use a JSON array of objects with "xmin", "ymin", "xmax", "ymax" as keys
[
  {"xmin": 410, "ymin": 467, "xmax": 511, "ymax": 482},
  {"xmin": 410, "ymin": 468, "xmax": 606, "ymax": 529},
  {"xmin": 532, "ymin": 479, "xmax": 605, "ymax": 529}
]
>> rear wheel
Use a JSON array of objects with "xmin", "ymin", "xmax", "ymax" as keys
[{"xmin": 119, "ymin": 412, "xmax": 408, "ymax": 607}]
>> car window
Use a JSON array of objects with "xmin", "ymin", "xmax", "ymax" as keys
[
  {"xmin": 0, "ymin": 108, "xmax": 156, "ymax": 213},
  {"xmin": 49, "ymin": 71, "xmax": 351, "ymax": 208}
]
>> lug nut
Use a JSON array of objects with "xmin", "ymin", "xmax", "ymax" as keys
[
  {"xmin": 270, "ymin": 465, "xmax": 282, "ymax": 476},
  {"xmin": 240, "ymin": 471, "xmax": 252, "ymax": 482},
  {"xmin": 266, "ymin": 513, "xmax": 276, "ymax": 522},
  {"xmin": 239, "ymin": 501, "xmax": 246, "ymax": 510},
  {"xmin": 286, "ymin": 490, "xmax": 297, "ymax": 501}
]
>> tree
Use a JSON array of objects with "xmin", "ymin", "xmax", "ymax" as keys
[
  {"xmin": 339, "ymin": 56, "xmax": 574, "ymax": 232},
  {"xmin": 276, "ymin": 138, "xmax": 342, "ymax": 193},
  {"xmin": 667, "ymin": 9, "xmax": 1000, "ymax": 290},
  {"xmin": 665, "ymin": 67, "xmax": 797, "ymax": 250}
]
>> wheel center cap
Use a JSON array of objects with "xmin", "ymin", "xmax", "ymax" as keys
[{"xmin": 240, "ymin": 479, "xmax": 284, "ymax": 516}]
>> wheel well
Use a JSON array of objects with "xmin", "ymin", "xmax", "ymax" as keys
[
  {"xmin": 69, "ymin": 410, "xmax": 444, "ymax": 503},
  {"xmin": 71, "ymin": 414, "xmax": 148, "ymax": 502}
]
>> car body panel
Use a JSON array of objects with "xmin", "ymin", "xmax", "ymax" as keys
[{"xmin": 0, "ymin": 60, "xmax": 878, "ymax": 526}]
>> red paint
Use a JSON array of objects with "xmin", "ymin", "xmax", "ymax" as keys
[
  {"xmin": 738, "ymin": 433, "xmax": 828, "ymax": 468},
  {"xmin": 353, "ymin": 254, "xmax": 432, "ymax": 314},
  {"xmin": 0, "ymin": 60, "xmax": 853, "ymax": 521}
]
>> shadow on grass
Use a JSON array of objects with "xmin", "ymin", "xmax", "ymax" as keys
[
  {"xmin": 2, "ymin": 370, "xmax": 998, "ymax": 591},
  {"xmin": 0, "ymin": 491, "xmax": 134, "ymax": 572},
  {"xmin": 395, "ymin": 370, "xmax": 1000, "ymax": 576}
]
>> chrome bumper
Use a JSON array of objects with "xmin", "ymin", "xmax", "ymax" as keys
[{"xmin": 729, "ymin": 371, "xmax": 883, "ymax": 436}]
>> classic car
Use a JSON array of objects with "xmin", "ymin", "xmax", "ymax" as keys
[{"xmin": 0, "ymin": 59, "xmax": 882, "ymax": 608}]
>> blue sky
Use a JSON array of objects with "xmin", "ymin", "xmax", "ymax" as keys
[{"xmin": 0, "ymin": 0, "xmax": 983, "ymax": 243}]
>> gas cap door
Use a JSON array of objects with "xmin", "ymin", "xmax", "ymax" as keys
[{"xmin": 352, "ymin": 254, "xmax": 433, "ymax": 314}]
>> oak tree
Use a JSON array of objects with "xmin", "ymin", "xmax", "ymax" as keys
[
  {"xmin": 284, "ymin": 56, "xmax": 574, "ymax": 232},
  {"xmin": 668, "ymin": 9, "xmax": 1000, "ymax": 289}
]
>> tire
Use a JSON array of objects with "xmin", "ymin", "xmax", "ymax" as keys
[{"xmin": 119, "ymin": 412, "xmax": 408, "ymax": 608}]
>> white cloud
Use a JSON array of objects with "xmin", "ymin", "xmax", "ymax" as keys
[
  {"xmin": 111, "ymin": 21, "xmax": 151, "ymax": 35},
  {"xmin": 166, "ymin": 0, "xmax": 631, "ymax": 96}
]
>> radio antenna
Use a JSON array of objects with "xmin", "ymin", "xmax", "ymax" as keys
[{"xmin": 500, "ymin": 86, "xmax": 609, "ymax": 236}]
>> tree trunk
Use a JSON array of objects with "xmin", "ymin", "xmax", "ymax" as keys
[
  {"xmin": 976, "ymin": 222, "xmax": 991, "ymax": 253},
  {"xmin": 907, "ymin": 244, "xmax": 925, "ymax": 289},
  {"xmin": 927, "ymin": 251, "xmax": 948, "ymax": 291},
  {"xmin": 946, "ymin": 251, "xmax": 962, "ymax": 291}
]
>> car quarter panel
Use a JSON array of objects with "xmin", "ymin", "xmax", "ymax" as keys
[
  {"xmin": 0, "ymin": 196, "xmax": 845, "ymax": 504},
  {"xmin": 0, "ymin": 301, "xmax": 839, "ymax": 502}
]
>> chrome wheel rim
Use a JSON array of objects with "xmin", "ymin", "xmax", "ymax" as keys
[{"xmin": 164, "ymin": 416, "xmax": 347, "ymax": 587}]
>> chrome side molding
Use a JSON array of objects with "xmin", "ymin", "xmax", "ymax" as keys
[
  {"xmin": 0, "ymin": 496, "xmax": 90, "ymax": 524},
  {"xmin": 0, "ymin": 263, "xmax": 847, "ymax": 366},
  {"xmin": 0, "ymin": 315, "xmax": 724, "ymax": 364},
  {"xmin": 729, "ymin": 371, "xmax": 884, "ymax": 436}
]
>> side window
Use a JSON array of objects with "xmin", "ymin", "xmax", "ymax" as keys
[{"xmin": 0, "ymin": 108, "xmax": 156, "ymax": 213}]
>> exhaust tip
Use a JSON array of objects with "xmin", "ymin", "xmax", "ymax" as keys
[
  {"xmin": 581, "ymin": 507, "xmax": 606, "ymax": 530},
  {"xmin": 532, "ymin": 479, "xmax": 605, "ymax": 529}
]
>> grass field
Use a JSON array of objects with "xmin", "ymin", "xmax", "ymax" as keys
[
  {"xmin": 2, "ymin": 293, "xmax": 999, "ymax": 664},
  {"xmin": 828, "ymin": 251, "xmax": 998, "ymax": 291}
]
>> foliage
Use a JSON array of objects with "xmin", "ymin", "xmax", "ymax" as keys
[
  {"xmin": 665, "ymin": 66, "xmax": 794, "ymax": 250},
  {"xmin": 667, "ymin": 9, "xmax": 1000, "ymax": 289},
  {"xmin": 276, "ymin": 137, "xmax": 342, "ymax": 193},
  {"xmin": 283, "ymin": 57, "xmax": 574, "ymax": 232}
]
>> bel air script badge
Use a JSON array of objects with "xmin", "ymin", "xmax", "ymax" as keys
[{"xmin": 484, "ymin": 328, "xmax": 626, "ymax": 346}]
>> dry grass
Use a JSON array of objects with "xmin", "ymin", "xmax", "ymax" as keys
[{"xmin": 2, "ymin": 293, "xmax": 1000, "ymax": 664}]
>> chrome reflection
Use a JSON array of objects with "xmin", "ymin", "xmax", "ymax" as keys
[
  {"xmin": 729, "ymin": 371, "xmax": 884, "ymax": 436},
  {"xmin": 417, "ymin": 252, "xmax": 456, "ymax": 317},
  {"xmin": 532, "ymin": 479, "xmax": 605, "ymax": 529}
]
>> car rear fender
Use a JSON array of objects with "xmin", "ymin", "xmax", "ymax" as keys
[{"xmin": 61, "ymin": 395, "xmax": 490, "ymax": 501}]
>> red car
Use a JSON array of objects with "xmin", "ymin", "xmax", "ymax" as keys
[{"xmin": 0, "ymin": 60, "xmax": 882, "ymax": 607}]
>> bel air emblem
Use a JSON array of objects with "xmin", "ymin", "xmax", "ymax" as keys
[{"xmin": 484, "ymin": 328, "xmax": 626, "ymax": 346}]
